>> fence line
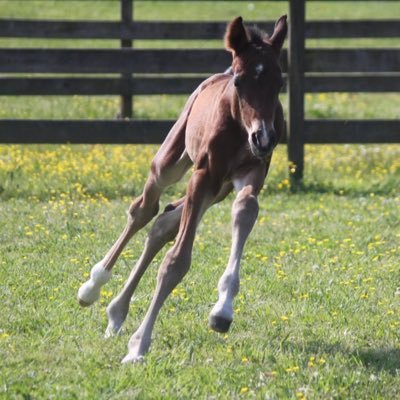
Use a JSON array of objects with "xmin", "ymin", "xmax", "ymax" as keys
[
  {"xmin": 1, "ymin": 19, "xmax": 399, "ymax": 40},
  {"xmin": 0, "ymin": 0, "xmax": 399, "ymax": 183}
]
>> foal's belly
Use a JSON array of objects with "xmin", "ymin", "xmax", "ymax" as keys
[{"xmin": 185, "ymin": 106, "xmax": 213, "ymax": 163}]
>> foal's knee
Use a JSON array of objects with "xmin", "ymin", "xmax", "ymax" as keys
[
  {"xmin": 157, "ymin": 237, "xmax": 192, "ymax": 284},
  {"xmin": 147, "ymin": 204, "xmax": 182, "ymax": 244},
  {"xmin": 233, "ymin": 186, "xmax": 259, "ymax": 227},
  {"xmin": 127, "ymin": 192, "xmax": 159, "ymax": 227}
]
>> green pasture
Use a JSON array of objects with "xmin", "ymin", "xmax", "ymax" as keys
[
  {"xmin": 1, "ymin": 164, "xmax": 399, "ymax": 399},
  {"xmin": 1, "ymin": 1, "xmax": 400, "ymax": 399}
]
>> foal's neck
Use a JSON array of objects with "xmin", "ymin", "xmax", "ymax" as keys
[{"xmin": 226, "ymin": 81, "xmax": 242, "ymax": 124}]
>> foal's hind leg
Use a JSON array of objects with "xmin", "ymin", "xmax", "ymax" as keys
[
  {"xmin": 77, "ymin": 148, "xmax": 191, "ymax": 307},
  {"xmin": 105, "ymin": 198, "xmax": 184, "ymax": 337},
  {"xmin": 122, "ymin": 168, "xmax": 216, "ymax": 363}
]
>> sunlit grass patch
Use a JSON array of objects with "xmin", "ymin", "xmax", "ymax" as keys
[
  {"xmin": 1, "ymin": 142, "xmax": 399, "ymax": 200},
  {"xmin": 305, "ymin": 93, "xmax": 400, "ymax": 120}
]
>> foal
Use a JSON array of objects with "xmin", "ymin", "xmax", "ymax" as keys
[{"xmin": 78, "ymin": 15, "xmax": 287, "ymax": 363}]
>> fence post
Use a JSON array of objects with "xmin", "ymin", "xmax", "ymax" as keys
[
  {"xmin": 120, "ymin": 0, "xmax": 133, "ymax": 119},
  {"xmin": 288, "ymin": 0, "xmax": 305, "ymax": 186}
]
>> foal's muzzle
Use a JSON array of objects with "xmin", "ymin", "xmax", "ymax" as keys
[{"xmin": 250, "ymin": 129, "xmax": 277, "ymax": 158}]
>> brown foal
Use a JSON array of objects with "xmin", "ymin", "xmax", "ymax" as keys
[{"xmin": 78, "ymin": 15, "xmax": 287, "ymax": 363}]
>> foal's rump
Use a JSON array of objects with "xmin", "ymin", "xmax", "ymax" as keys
[{"xmin": 152, "ymin": 72, "xmax": 232, "ymax": 169}]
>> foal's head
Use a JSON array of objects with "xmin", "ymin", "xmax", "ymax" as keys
[{"xmin": 225, "ymin": 16, "xmax": 287, "ymax": 158}]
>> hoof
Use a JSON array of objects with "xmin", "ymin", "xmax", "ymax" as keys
[
  {"xmin": 78, "ymin": 297, "xmax": 92, "ymax": 307},
  {"xmin": 104, "ymin": 323, "xmax": 122, "ymax": 339},
  {"xmin": 121, "ymin": 353, "xmax": 144, "ymax": 364},
  {"xmin": 209, "ymin": 315, "xmax": 232, "ymax": 333},
  {"xmin": 77, "ymin": 281, "xmax": 100, "ymax": 307},
  {"xmin": 77, "ymin": 263, "xmax": 112, "ymax": 307}
]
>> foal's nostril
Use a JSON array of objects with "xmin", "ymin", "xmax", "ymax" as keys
[
  {"xmin": 250, "ymin": 129, "xmax": 277, "ymax": 156},
  {"xmin": 251, "ymin": 132, "xmax": 259, "ymax": 147},
  {"xmin": 234, "ymin": 76, "xmax": 241, "ymax": 88}
]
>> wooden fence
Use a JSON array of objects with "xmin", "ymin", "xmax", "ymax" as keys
[{"xmin": 0, "ymin": 0, "xmax": 399, "ymax": 182}]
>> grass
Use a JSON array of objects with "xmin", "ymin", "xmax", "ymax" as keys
[
  {"xmin": 1, "ymin": 179, "xmax": 399, "ymax": 399},
  {"xmin": 1, "ymin": 143, "xmax": 399, "ymax": 399},
  {"xmin": 1, "ymin": 1, "xmax": 400, "ymax": 399}
]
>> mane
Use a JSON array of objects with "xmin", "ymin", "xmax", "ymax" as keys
[{"xmin": 246, "ymin": 26, "xmax": 269, "ymax": 46}]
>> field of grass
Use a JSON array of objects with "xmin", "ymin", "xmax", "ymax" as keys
[
  {"xmin": 1, "ymin": 144, "xmax": 399, "ymax": 399},
  {"xmin": 1, "ymin": 1, "xmax": 400, "ymax": 399}
]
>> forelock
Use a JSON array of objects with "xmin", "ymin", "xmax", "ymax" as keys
[{"xmin": 246, "ymin": 26, "xmax": 269, "ymax": 47}]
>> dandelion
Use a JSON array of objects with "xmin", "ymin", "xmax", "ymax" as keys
[
  {"xmin": 289, "ymin": 161, "xmax": 297, "ymax": 174},
  {"xmin": 285, "ymin": 366, "xmax": 299, "ymax": 373},
  {"xmin": 101, "ymin": 289, "xmax": 113, "ymax": 299},
  {"xmin": 239, "ymin": 387, "xmax": 249, "ymax": 395},
  {"xmin": 296, "ymin": 391, "xmax": 306, "ymax": 400}
]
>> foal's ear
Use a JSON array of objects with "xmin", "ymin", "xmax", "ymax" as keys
[
  {"xmin": 225, "ymin": 16, "xmax": 249, "ymax": 55},
  {"xmin": 270, "ymin": 15, "xmax": 288, "ymax": 53}
]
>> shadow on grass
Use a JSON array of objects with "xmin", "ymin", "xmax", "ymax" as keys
[
  {"xmin": 354, "ymin": 348, "xmax": 400, "ymax": 375},
  {"xmin": 283, "ymin": 340, "xmax": 400, "ymax": 375},
  {"xmin": 285, "ymin": 180, "xmax": 398, "ymax": 198}
]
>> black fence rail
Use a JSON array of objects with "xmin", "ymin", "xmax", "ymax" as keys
[{"xmin": 0, "ymin": 0, "xmax": 399, "ymax": 182}]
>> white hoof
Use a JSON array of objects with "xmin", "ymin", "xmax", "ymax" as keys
[
  {"xmin": 77, "ymin": 280, "xmax": 101, "ymax": 306},
  {"xmin": 121, "ymin": 353, "xmax": 144, "ymax": 364},
  {"xmin": 77, "ymin": 262, "xmax": 112, "ymax": 307},
  {"xmin": 104, "ymin": 323, "xmax": 123, "ymax": 339},
  {"xmin": 210, "ymin": 302, "xmax": 233, "ymax": 322}
]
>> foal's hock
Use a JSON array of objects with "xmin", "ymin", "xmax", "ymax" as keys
[{"xmin": 78, "ymin": 15, "xmax": 287, "ymax": 363}]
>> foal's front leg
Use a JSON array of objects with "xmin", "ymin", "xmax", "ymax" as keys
[{"xmin": 209, "ymin": 176, "xmax": 261, "ymax": 333}]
